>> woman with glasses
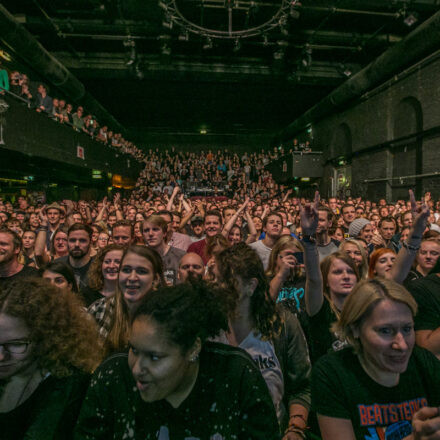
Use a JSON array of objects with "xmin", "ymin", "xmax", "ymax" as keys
[{"xmin": 0, "ymin": 278, "xmax": 102, "ymax": 439}]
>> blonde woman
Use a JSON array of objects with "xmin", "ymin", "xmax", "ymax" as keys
[{"xmin": 312, "ymin": 278, "xmax": 440, "ymax": 440}]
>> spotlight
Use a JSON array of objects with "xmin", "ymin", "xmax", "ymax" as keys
[
  {"xmin": 178, "ymin": 32, "xmax": 189, "ymax": 42},
  {"xmin": 403, "ymin": 12, "xmax": 418, "ymax": 26},
  {"xmin": 300, "ymin": 43, "xmax": 312, "ymax": 67},
  {"xmin": 158, "ymin": 1, "xmax": 168, "ymax": 10},
  {"xmin": 273, "ymin": 50, "xmax": 284, "ymax": 60},
  {"xmin": 203, "ymin": 37, "xmax": 213, "ymax": 50},
  {"xmin": 262, "ymin": 34, "xmax": 269, "ymax": 46},
  {"xmin": 290, "ymin": 1, "xmax": 301, "ymax": 19},
  {"xmin": 162, "ymin": 18, "xmax": 173, "ymax": 29},
  {"xmin": 233, "ymin": 38, "xmax": 241, "ymax": 52},
  {"xmin": 161, "ymin": 44, "xmax": 171, "ymax": 56}
]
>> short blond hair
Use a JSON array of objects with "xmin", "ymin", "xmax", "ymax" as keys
[{"xmin": 332, "ymin": 278, "xmax": 417, "ymax": 353}]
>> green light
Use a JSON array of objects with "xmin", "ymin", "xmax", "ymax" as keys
[
  {"xmin": 301, "ymin": 177, "xmax": 310, "ymax": 182},
  {"xmin": 200, "ymin": 129, "xmax": 207, "ymax": 135}
]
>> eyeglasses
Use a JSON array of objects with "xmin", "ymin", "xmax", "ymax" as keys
[{"xmin": 0, "ymin": 340, "xmax": 31, "ymax": 354}]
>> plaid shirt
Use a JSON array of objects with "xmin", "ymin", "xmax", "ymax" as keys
[{"xmin": 88, "ymin": 296, "xmax": 115, "ymax": 339}]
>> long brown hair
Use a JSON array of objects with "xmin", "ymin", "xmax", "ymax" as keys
[
  {"xmin": 106, "ymin": 245, "xmax": 166, "ymax": 353},
  {"xmin": 215, "ymin": 242, "xmax": 280, "ymax": 340}
]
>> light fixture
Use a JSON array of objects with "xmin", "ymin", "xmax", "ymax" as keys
[
  {"xmin": 301, "ymin": 44, "xmax": 312, "ymax": 68},
  {"xmin": 263, "ymin": 34, "xmax": 269, "ymax": 46},
  {"xmin": 338, "ymin": 63, "xmax": 352, "ymax": 77},
  {"xmin": 290, "ymin": 0, "xmax": 301, "ymax": 18},
  {"xmin": 178, "ymin": 32, "xmax": 189, "ymax": 41},
  {"xmin": 123, "ymin": 39, "xmax": 137, "ymax": 67},
  {"xmin": 273, "ymin": 50, "xmax": 284, "ymax": 60},
  {"xmin": 162, "ymin": 17, "xmax": 173, "ymax": 29},
  {"xmin": 403, "ymin": 11, "xmax": 418, "ymax": 27},
  {"xmin": 233, "ymin": 38, "xmax": 241, "ymax": 52},
  {"xmin": 158, "ymin": 1, "xmax": 168, "ymax": 10},
  {"xmin": 161, "ymin": 43, "xmax": 171, "ymax": 55},
  {"xmin": 203, "ymin": 37, "xmax": 213, "ymax": 50}
]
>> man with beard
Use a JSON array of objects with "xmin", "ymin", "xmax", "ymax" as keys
[
  {"xmin": 177, "ymin": 252, "xmax": 205, "ymax": 283},
  {"xmin": 56, "ymin": 223, "xmax": 93, "ymax": 294},
  {"xmin": 142, "ymin": 215, "xmax": 185, "ymax": 286},
  {"xmin": 187, "ymin": 210, "xmax": 223, "ymax": 264},
  {"xmin": 0, "ymin": 228, "xmax": 38, "ymax": 286}
]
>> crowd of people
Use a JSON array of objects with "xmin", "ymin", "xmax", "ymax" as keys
[
  {"xmin": 1, "ymin": 177, "xmax": 440, "ymax": 439},
  {"xmin": 1, "ymin": 70, "xmax": 145, "ymax": 161}
]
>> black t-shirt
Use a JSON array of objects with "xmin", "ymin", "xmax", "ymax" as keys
[
  {"xmin": 1, "ymin": 372, "xmax": 89, "ymax": 440},
  {"xmin": 55, "ymin": 256, "xmax": 94, "ymax": 295},
  {"xmin": 0, "ymin": 265, "xmax": 39, "ymax": 287},
  {"xmin": 75, "ymin": 342, "xmax": 279, "ymax": 440},
  {"xmin": 407, "ymin": 274, "xmax": 440, "ymax": 331},
  {"xmin": 312, "ymin": 346, "xmax": 440, "ymax": 440},
  {"xmin": 308, "ymin": 299, "xmax": 347, "ymax": 364}
]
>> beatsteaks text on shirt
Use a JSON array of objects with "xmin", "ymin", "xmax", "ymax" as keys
[{"xmin": 358, "ymin": 397, "xmax": 427, "ymax": 440}]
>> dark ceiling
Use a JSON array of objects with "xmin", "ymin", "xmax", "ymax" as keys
[{"xmin": 2, "ymin": 0, "xmax": 439, "ymax": 143}]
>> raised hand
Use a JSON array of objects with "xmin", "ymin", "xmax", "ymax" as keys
[{"xmin": 300, "ymin": 191, "xmax": 320, "ymax": 236}]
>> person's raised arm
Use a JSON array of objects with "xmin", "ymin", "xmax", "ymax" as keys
[
  {"xmin": 35, "ymin": 206, "xmax": 50, "ymax": 266},
  {"xmin": 244, "ymin": 208, "xmax": 258, "ymax": 244},
  {"xmin": 179, "ymin": 205, "xmax": 196, "ymax": 230},
  {"xmin": 390, "ymin": 190, "xmax": 429, "ymax": 284},
  {"xmin": 113, "ymin": 193, "xmax": 123, "ymax": 221},
  {"xmin": 95, "ymin": 197, "xmax": 108, "ymax": 223},
  {"xmin": 301, "ymin": 191, "xmax": 324, "ymax": 317},
  {"xmin": 222, "ymin": 197, "xmax": 249, "ymax": 237},
  {"xmin": 166, "ymin": 186, "xmax": 179, "ymax": 211}
]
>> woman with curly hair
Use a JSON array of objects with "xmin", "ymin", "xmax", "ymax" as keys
[
  {"xmin": 214, "ymin": 242, "xmax": 311, "ymax": 439},
  {"xmin": 76, "ymin": 280, "xmax": 279, "ymax": 439},
  {"xmin": 0, "ymin": 278, "xmax": 103, "ymax": 439},
  {"xmin": 82, "ymin": 244, "xmax": 124, "ymax": 307},
  {"xmin": 88, "ymin": 245, "xmax": 166, "ymax": 355}
]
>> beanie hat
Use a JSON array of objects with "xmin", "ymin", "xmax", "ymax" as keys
[{"xmin": 348, "ymin": 218, "xmax": 371, "ymax": 238}]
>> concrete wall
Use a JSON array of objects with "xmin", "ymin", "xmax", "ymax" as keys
[{"xmin": 309, "ymin": 51, "xmax": 440, "ymax": 201}]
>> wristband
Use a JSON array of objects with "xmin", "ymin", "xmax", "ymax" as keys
[
  {"xmin": 39, "ymin": 226, "xmax": 48, "ymax": 231},
  {"xmin": 402, "ymin": 241, "xmax": 420, "ymax": 252},
  {"xmin": 301, "ymin": 234, "xmax": 316, "ymax": 244}
]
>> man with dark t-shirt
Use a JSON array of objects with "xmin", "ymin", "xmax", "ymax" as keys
[
  {"xmin": 408, "ymin": 265, "xmax": 440, "ymax": 359},
  {"xmin": 56, "ymin": 223, "xmax": 93, "ymax": 294},
  {"xmin": 0, "ymin": 228, "xmax": 38, "ymax": 286},
  {"xmin": 143, "ymin": 215, "xmax": 185, "ymax": 286}
]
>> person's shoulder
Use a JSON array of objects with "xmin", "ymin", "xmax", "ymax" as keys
[
  {"xmin": 88, "ymin": 295, "xmax": 112, "ymax": 312},
  {"xmin": 314, "ymin": 346, "xmax": 355, "ymax": 372},
  {"xmin": 408, "ymin": 274, "xmax": 440, "ymax": 293},
  {"xmin": 92, "ymin": 352, "xmax": 130, "ymax": 378},
  {"xmin": 169, "ymin": 246, "xmax": 185, "ymax": 258},
  {"xmin": 203, "ymin": 341, "xmax": 256, "ymax": 368},
  {"xmin": 21, "ymin": 265, "xmax": 39, "ymax": 276},
  {"xmin": 54, "ymin": 255, "xmax": 69, "ymax": 263}
]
